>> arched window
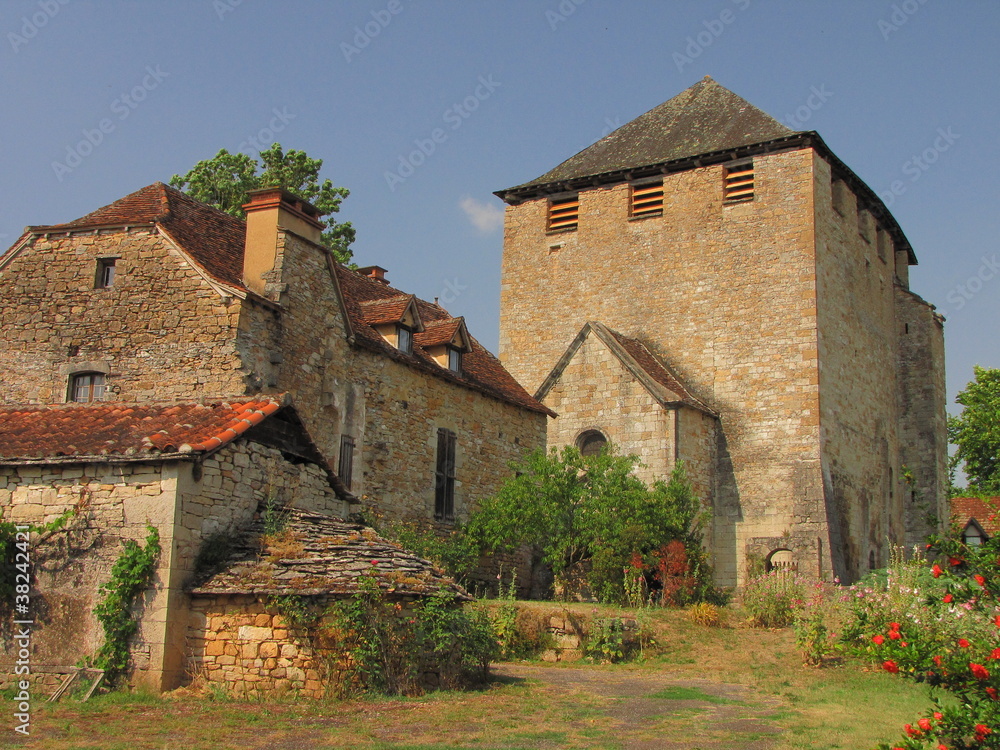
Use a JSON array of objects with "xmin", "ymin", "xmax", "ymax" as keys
[
  {"xmin": 765, "ymin": 549, "xmax": 795, "ymax": 573},
  {"xmin": 576, "ymin": 429, "xmax": 608, "ymax": 457},
  {"xmin": 69, "ymin": 372, "xmax": 106, "ymax": 403}
]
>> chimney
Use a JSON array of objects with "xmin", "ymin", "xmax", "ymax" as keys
[
  {"xmin": 356, "ymin": 265, "xmax": 389, "ymax": 285},
  {"xmin": 242, "ymin": 187, "xmax": 325, "ymax": 296}
]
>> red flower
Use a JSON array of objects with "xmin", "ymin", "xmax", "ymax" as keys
[
  {"xmin": 918, "ymin": 718, "xmax": 933, "ymax": 731},
  {"xmin": 975, "ymin": 574, "xmax": 987, "ymax": 587},
  {"xmin": 883, "ymin": 660, "xmax": 900, "ymax": 673},
  {"xmin": 937, "ymin": 745, "xmax": 948, "ymax": 750},
  {"xmin": 958, "ymin": 638, "xmax": 971, "ymax": 648},
  {"xmin": 933, "ymin": 655, "xmax": 944, "ymax": 666},
  {"xmin": 932, "ymin": 564, "xmax": 943, "ymax": 578},
  {"xmin": 971, "ymin": 662, "xmax": 990, "ymax": 680},
  {"xmin": 994, "ymin": 614, "xmax": 1000, "ymax": 628},
  {"xmin": 889, "ymin": 631, "xmax": 902, "ymax": 640},
  {"xmin": 949, "ymin": 556, "xmax": 963, "ymax": 566},
  {"xmin": 889, "ymin": 621, "xmax": 901, "ymax": 632},
  {"xmin": 905, "ymin": 723, "xmax": 922, "ymax": 738},
  {"xmin": 370, "ymin": 560, "xmax": 378, "ymax": 566},
  {"xmin": 934, "ymin": 712, "xmax": 944, "ymax": 720},
  {"xmin": 872, "ymin": 634, "xmax": 885, "ymax": 645},
  {"xmin": 943, "ymin": 594, "xmax": 953, "ymax": 603},
  {"xmin": 987, "ymin": 687, "xmax": 999, "ymax": 700},
  {"xmin": 975, "ymin": 724, "xmax": 991, "ymax": 741},
  {"xmin": 990, "ymin": 648, "xmax": 1000, "ymax": 660}
]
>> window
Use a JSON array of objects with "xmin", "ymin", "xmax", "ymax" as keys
[
  {"xmin": 448, "ymin": 347, "xmax": 462, "ymax": 373},
  {"xmin": 95, "ymin": 258, "xmax": 117, "ymax": 288},
  {"xmin": 576, "ymin": 429, "xmax": 608, "ymax": 457},
  {"xmin": 397, "ymin": 325, "xmax": 413, "ymax": 354},
  {"xmin": 338, "ymin": 435, "xmax": 355, "ymax": 490},
  {"xmin": 630, "ymin": 180, "xmax": 663, "ymax": 217},
  {"xmin": 547, "ymin": 195, "xmax": 579, "ymax": 232},
  {"xmin": 723, "ymin": 161, "xmax": 754, "ymax": 203},
  {"xmin": 963, "ymin": 522, "xmax": 986, "ymax": 547},
  {"xmin": 70, "ymin": 372, "xmax": 106, "ymax": 403},
  {"xmin": 434, "ymin": 428, "xmax": 456, "ymax": 521}
]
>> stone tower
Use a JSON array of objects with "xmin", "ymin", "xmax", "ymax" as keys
[{"xmin": 496, "ymin": 77, "xmax": 947, "ymax": 586}]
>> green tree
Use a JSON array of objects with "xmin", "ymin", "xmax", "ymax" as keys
[
  {"xmin": 169, "ymin": 143, "xmax": 355, "ymax": 263},
  {"xmin": 948, "ymin": 366, "xmax": 1000, "ymax": 496},
  {"xmin": 469, "ymin": 445, "xmax": 712, "ymax": 603}
]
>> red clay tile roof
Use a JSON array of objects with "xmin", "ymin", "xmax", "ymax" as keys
[
  {"xmin": 414, "ymin": 318, "xmax": 465, "ymax": 348},
  {"xmin": 32, "ymin": 182, "xmax": 248, "ymax": 291},
  {"xmin": 336, "ymin": 266, "xmax": 552, "ymax": 415},
  {"xmin": 0, "ymin": 398, "xmax": 285, "ymax": 461},
  {"xmin": 358, "ymin": 295, "xmax": 417, "ymax": 326},
  {"xmin": 951, "ymin": 497, "xmax": 1000, "ymax": 536}
]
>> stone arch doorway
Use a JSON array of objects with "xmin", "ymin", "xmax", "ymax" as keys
[{"xmin": 576, "ymin": 429, "xmax": 608, "ymax": 457}]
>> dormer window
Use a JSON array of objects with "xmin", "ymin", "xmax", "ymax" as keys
[
  {"xmin": 397, "ymin": 325, "xmax": 413, "ymax": 354},
  {"xmin": 448, "ymin": 347, "xmax": 462, "ymax": 373}
]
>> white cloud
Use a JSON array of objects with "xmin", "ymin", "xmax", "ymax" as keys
[{"xmin": 459, "ymin": 196, "xmax": 504, "ymax": 233}]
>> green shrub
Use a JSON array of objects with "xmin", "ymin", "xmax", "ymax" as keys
[
  {"xmin": 741, "ymin": 570, "xmax": 803, "ymax": 628},
  {"xmin": 381, "ymin": 519, "xmax": 481, "ymax": 585}
]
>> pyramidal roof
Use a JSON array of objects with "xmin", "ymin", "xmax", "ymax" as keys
[{"xmin": 509, "ymin": 77, "xmax": 797, "ymax": 192}]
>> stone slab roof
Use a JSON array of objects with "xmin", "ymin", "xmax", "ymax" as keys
[
  {"xmin": 0, "ymin": 397, "xmax": 283, "ymax": 462},
  {"xmin": 509, "ymin": 77, "xmax": 795, "ymax": 191},
  {"xmin": 536, "ymin": 321, "xmax": 717, "ymax": 417},
  {"xmin": 951, "ymin": 497, "xmax": 1000, "ymax": 536},
  {"xmin": 190, "ymin": 507, "xmax": 470, "ymax": 600}
]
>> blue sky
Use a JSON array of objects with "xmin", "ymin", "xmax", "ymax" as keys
[{"xmin": 2, "ymin": 0, "xmax": 997, "ymax": 420}]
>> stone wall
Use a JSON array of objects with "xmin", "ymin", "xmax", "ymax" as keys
[
  {"xmin": 500, "ymin": 149, "xmax": 826, "ymax": 585},
  {"xmin": 0, "ymin": 229, "xmax": 247, "ymax": 405}
]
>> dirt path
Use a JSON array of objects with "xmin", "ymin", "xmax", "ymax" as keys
[{"xmin": 493, "ymin": 663, "xmax": 785, "ymax": 750}]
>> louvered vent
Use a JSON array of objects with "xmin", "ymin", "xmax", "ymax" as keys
[
  {"xmin": 548, "ymin": 195, "xmax": 579, "ymax": 231},
  {"xmin": 724, "ymin": 162, "xmax": 754, "ymax": 203},
  {"xmin": 631, "ymin": 181, "xmax": 664, "ymax": 217}
]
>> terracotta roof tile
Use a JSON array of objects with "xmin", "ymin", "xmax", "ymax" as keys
[
  {"xmin": 34, "ymin": 182, "xmax": 248, "ymax": 290},
  {"xmin": 191, "ymin": 507, "xmax": 470, "ymax": 600},
  {"xmin": 951, "ymin": 497, "xmax": 1000, "ymax": 536},
  {"xmin": 414, "ymin": 318, "xmax": 464, "ymax": 348},
  {"xmin": 336, "ymin": 266, "xmax": 552, "ymax": 415},
  {"xmin": 358, "ymin": 295, "xmax": 416, "ymax": 326},
  {"xmin": 0, "ymin": 397, "xmax": 285, "ymax": 461}
]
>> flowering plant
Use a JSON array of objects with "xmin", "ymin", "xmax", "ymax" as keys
[{"xmin": 868, "ymin": 532, "xmax": 1000, "ymax": 750}]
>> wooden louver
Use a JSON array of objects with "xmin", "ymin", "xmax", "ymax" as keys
[
  {"xmin": 631, "ymin": 181, "xmax": 664, "ymax": 216},
  {"xmin": 548, "ymin": 195, "xmax": 579, "ymax": 230},
  {"xmin": 724, "ymin": 162, "xmax": 754, "ymax": 202}
]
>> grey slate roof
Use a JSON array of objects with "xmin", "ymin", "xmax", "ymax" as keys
[
  {"xmin": 512, "ymin": 77, "xmax": 796, "ymax": 190},
  {"xmin": 190, "ymin": 507, "xmax": 470, "ymax": 601}
]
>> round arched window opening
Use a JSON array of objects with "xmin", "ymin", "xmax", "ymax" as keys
[
  {"xmin": 765, "ymin": 549, "xmax": 795, "ymax": 573},
  {"xmin": 576, "ymin": 430, "xmax": 608, "ymax": 457}
]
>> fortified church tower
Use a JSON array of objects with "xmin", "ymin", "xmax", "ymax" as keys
[{"xmin": 496, "ymin": 77, "xmax": 948, "ymax": 586}]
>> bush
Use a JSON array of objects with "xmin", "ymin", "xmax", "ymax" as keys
[
  {"xmin": 741, "ymin": 570, "xmax": 803, "ymax": 628},
  {"xmin": 381, "ymin": 519, "xmax": 481, "ymax": 585},
  {"xmin": 686, "ymin": 602, "xmax": 723, "ymax": 628}
]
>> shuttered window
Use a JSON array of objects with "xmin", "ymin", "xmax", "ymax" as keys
[
  {"xmin": 434, "ymin": 428, "xmax": 456, "ymax": 521},
  {"xmin": 723, "ymin": 162, "xmax": 754, "ymax": 203},
  {"xmin": 548, "ymin": 195, "xmax": 579, "ymax": 231},
  {"xmin": 630, "ymin": 180, "xmax": 663, "ymax": 217}
]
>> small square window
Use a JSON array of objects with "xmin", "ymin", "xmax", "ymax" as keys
[
  {"xmin": 70, "ymin": 372, "xmax": 106, "ymax": 403},
  {"xmin": 95, "ymin": 258, "xmax": 117, "ymax": 288}
]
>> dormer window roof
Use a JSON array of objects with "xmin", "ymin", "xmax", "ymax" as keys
[
  {"xmin": 415, "ymin": 318, "xmax": 472, "ymax": 372},
  {"xmin": 360, "ymin": 294, "xmax": 425, "ymax": 353}
]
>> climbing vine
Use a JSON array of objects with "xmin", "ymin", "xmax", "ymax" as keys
[
  {"xmin": 0, "ymin": 508, "xmax": 74, "ymax": 612},
  {"xmin": 93, "ymin": 524, "xmax": 161, "ymax": 684}
]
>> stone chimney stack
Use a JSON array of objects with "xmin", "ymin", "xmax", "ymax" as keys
[{"xmin": 242, "ymin": 187, "xmax": 325, "ymax": 296}]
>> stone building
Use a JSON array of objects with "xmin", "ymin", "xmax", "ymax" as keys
[
  {"xmin": 0, "ymin": 184, "xmax": 548, "ymax": 689},
  {"xmin": 496, "ymin": 77, "xmax": 947, "ymax": 585}
]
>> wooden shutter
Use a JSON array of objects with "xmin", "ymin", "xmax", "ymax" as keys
[
  {"xmin": 548, "ymin": 195, "xmax": 579, "ymax": 231},
  {"xmin": 435, "ymin": 428, "xmax": 456, "ymax": 520},
  {"xmin": 724, "ymin": 162, "xmax": 754, "ymax": 203},
  {"xmin": 631, "ymin": 181, "xmax": 663, "ymax": 217},
  {"xmin": 338, "ymin": 435, "xmax": 355, "ymax": 490}
]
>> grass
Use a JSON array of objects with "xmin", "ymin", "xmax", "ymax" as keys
[{"xmin": 7, "ymin": 602, "xmax": 936, "ymax": 750}]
